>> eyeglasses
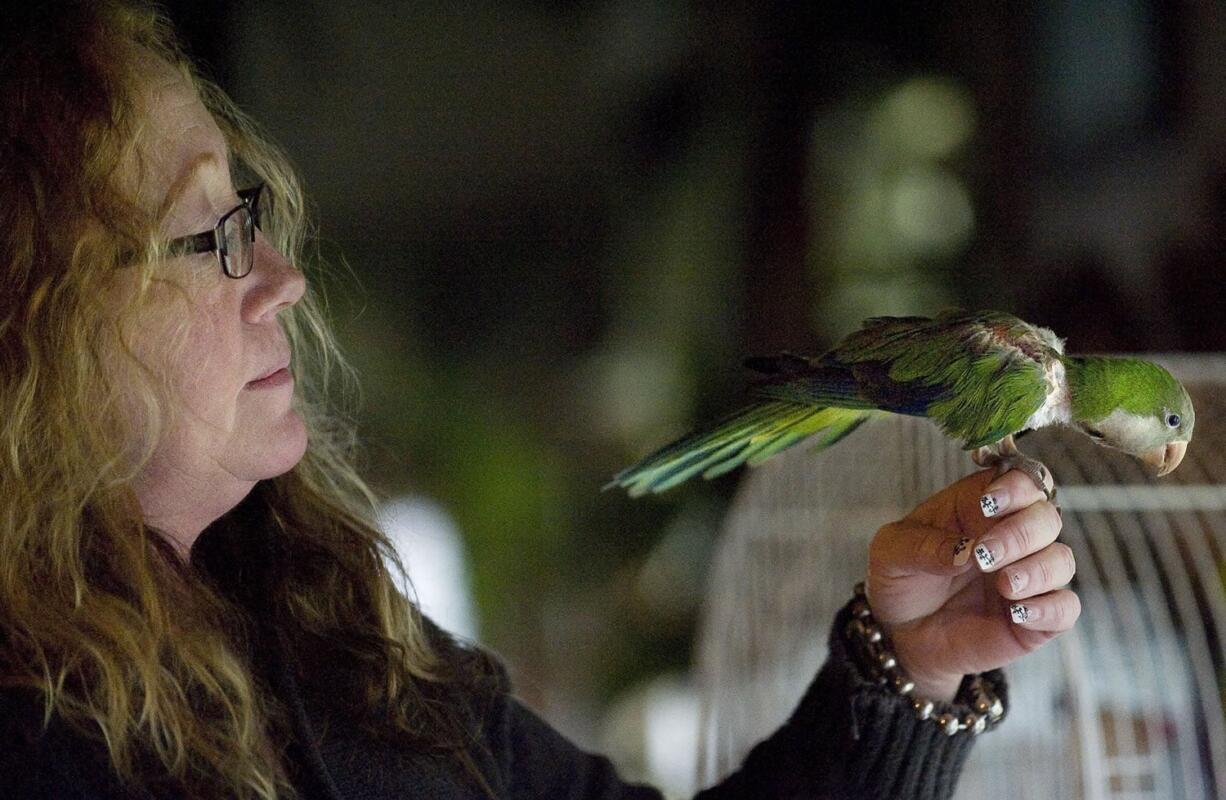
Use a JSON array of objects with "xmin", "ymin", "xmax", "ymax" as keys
[{"xmin": 165, "ymin": 183, "xmax": 269, "ymax": 279}]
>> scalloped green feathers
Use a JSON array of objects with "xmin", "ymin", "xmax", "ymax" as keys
[{"xmin": 825, "ymin": 311, "xmax": 1052, "ymax": 449}]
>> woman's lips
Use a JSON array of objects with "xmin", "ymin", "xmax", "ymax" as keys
[{"xmin": 245, "ymin": 367, "xmax": 292, "ymax": 389}]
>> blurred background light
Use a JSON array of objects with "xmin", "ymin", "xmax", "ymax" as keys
[
  {"xmin": 888, "ymin": 166, "xmax": 974, "ymax": 254},
  {"xmin": 378, "ymin": 496, "xmax": 479, "ymax": 642},
  {"xmin": 873, "ymin": 76, "xmax": 976, "ymax": 160},
  {"xmin": 601, "ymin": 673, "xmax": 700, "ymax": 798}
]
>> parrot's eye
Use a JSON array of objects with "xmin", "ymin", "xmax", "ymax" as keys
[{"xmin": 1166, "ymin": 413, "xmax": 1181, "ymax": 428}]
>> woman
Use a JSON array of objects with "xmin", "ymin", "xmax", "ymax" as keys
[{"xmin": 0, "ymin": 2, "xmax": 1080, "ymax": 798}]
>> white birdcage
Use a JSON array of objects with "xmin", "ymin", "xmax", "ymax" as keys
[{"xmin": 693, "ymin": 355, "xmax": 1226, "ymax": 799}]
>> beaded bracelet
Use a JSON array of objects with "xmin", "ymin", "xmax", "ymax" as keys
[{"xmin": 845, "ymin": 582, "xmax": 1006, "ymax": 736}]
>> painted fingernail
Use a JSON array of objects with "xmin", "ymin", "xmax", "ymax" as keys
[
  {"xmin": 1010, "ymin": 603, "xmax": 1032, "ymax": 624},
  {"xmin": 980, "ymin": 491, "xmax": 1007, "ymax": 518},
  {"xmin": 974, "ymin": 540, "xmax": 999, "ymax": 571},
  {"xmin": 1007, "ymin": 568, "xmax": 1028, "ymax": 594},
  {"xmin": 952, "ymin": 536, "xmax": 972, "ymax": 566}
]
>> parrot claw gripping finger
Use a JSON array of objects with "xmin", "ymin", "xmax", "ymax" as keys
[
  {"xmin": 971, "ymin": 436, "xmax": 1055, "ymax": 501},
  {"xmin": 987, "ymin": 453, "xmax": 1057, "ymax": 502}
]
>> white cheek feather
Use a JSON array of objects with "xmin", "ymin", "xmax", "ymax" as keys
[
  {"xmin": 1024, "ymin": 358, "xmax": 1072, "ymax": 430},
  {"xmin": 1095, "ymin": 407, "xmax": 1165, "ymax": 451}
]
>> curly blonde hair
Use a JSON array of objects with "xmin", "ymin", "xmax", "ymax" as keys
[{"xmin": 0, "ymin": 3, "xmax": 490, "ymax": 797}]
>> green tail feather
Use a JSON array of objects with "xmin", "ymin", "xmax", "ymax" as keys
[{"xmin": 605, "ymin": 401, "xmax": 875, "ymax": 497}]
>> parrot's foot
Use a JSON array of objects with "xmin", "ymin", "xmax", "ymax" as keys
[
  {"xmin": 992, "ymin": 454, "xmax": 1056, "ymax": 502},
  {"xmin": 971, "ymin": 437, "xmax": 1056, "ymax": 502}
]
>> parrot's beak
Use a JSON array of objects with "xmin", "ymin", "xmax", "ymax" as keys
[{"xmin": 1141, "ymin": 441, "xmax": 1187, "ymax": 476}]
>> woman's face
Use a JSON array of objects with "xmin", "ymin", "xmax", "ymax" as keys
[{"xmin": 122, "ymin": 61, "xmax": 307, "ymax": 550}]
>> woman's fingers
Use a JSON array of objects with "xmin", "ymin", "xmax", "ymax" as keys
[
  {"xmin": 1007, "ymin": 588, "xmax": 1082, "ymax": 635},
  {"xmin": 874, "ymin": 466, "xmax": 1059, "ymax": 579},
  {"xmin": 975, "ymin": 467, "xmax": 1053, "ymax": 521},
  {"xmin": 870, "ymin": 463, "xmax": 1083, "ymax": 681},
  {"xmin": 870, "ymin": 520, "xmax": 977, "ymax": 579},
  {"xmin": 868, "ymin": 519, "xmax": 981, "ymax": 626},
  {"xmin": 997, "ymin": 541, "xmax": 1076, "ymax": 600},
  {"xmin": 907, "ymin": 465, "xmax": 1055, "ymax": 547},
  {"xmin": 970, "ymin": 499, "xmax": 1062, "ymax": 572},
  {"xmin": 869, "ymin": 463, "xmax": 1067, "ymax": 630}
]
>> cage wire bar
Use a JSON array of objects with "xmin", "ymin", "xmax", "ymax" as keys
[{"xmin": 693, "ymin": 355, "xmax": 1226, "ymax": 799}]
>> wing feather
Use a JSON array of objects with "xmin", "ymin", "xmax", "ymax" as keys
[
  {"xmin": 826, "ymin": 309, "xmax": 1053, "ymax": 448},
  {"xmin": 606, "ymin": 402, "xmax": 875, "ymax": 496}
]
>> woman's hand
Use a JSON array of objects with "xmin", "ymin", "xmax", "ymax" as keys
[{"xmin": 866, "ymin": 467, "xmax": 1080, "ymax": 701}]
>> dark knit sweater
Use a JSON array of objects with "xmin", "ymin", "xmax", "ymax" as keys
[
  {"xmin": 0, "ymin": 511, "xmax": 1004, "ymax": 798},
  {"xmin": 0, "ymin": 607, "xmax": 1003, "ymax": 799}
]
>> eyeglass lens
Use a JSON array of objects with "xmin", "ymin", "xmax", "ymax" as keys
[{"xmin": 221, "ymin": 186, "xmax": 262, "ymax": 278}]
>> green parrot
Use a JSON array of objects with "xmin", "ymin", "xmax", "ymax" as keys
[{"xmin": 607, "ymin": 310, "xmax": 1194, "ymax": 498}]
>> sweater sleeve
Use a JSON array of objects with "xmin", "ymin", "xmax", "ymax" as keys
[{"xmin": 488, "ymin": 600, "xmax": 1005, "ymax": 799}]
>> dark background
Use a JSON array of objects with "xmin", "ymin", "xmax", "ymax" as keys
[{"xmin": 162, "ymin": 0, "xmax": 1226, "ymax": 764}]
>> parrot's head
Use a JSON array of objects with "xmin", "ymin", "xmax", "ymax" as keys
[{"xmin": 1074, "ymin": 359, "xmax": 1194, "ymax": 477}]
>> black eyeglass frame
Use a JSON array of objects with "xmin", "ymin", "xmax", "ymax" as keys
[{"xmin": 165, "ymin": 183, "xmax": 267, "ymax": 279}]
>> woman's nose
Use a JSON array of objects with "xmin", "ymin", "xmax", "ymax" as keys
[{"xmin": 243, "ymin": 234, "xmax": 305, "ymax": 323}]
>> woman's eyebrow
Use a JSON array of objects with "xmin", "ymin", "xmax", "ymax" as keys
[{"xmin": 157, "ymin": 150, "xmax": 224, "ymax": 222}]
